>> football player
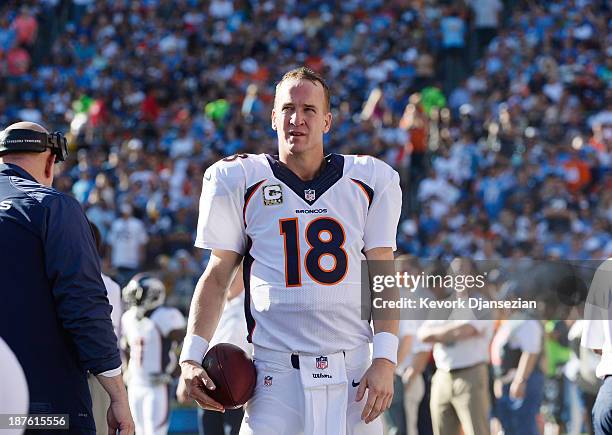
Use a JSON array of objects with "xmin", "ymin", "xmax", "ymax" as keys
[
  {"xmin": 121, "ymin": 273, "xmax": 186, "ymax": 435},
  {"xmin": 180, "ymin": 67, "xmax": 402, "ymax": 434}
]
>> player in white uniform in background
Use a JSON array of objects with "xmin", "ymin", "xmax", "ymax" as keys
[
  {"xmin": 177, "ymin": 263, "xmax": 252, "ymax": 435},
  {"xmin": 121, "ymin": 274, "xmax": 186, "ymax": 435},
  {"xmin": 179, "ymin": 67, "xmax": 402, "ymax": 435},
  {"xmin": 87, "ymin": 221, "xmax": 123, "ymax": 434}
]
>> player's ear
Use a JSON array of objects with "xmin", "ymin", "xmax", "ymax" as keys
[
  {"xmin": 323, "ymin": 111, "xmax": 332, "ymax": 134},
  {"xmin": 271, "ymin": 110, "xmax": 277, "ymax": 131}
]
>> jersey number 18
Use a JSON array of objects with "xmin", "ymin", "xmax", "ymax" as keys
[{"xmin": 279, "ymin": 217, "xmax": 348, "ymax": 287}]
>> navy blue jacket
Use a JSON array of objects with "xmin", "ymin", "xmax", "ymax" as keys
[{"xmin": 0, "ymin": 163, "xmax": 121, "ymax": 432}]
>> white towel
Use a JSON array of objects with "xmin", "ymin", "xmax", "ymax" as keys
[{"xmin": 299, "ymin": 352, "xmax": 348, "ymax": 435}]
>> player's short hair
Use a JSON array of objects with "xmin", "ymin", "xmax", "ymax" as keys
[{"xmin": 275, "ymin": 67, "xmax": 330, "ymax": 112}]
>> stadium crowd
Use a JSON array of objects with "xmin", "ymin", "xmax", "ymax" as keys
[{"xmin": 0, "ymin": 0, "xmax": 610, "ymax": 434}]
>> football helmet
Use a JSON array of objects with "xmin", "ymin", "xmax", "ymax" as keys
[{"xmin": 122, "ymin": 273, "xmax": 166, "ymax": 315}]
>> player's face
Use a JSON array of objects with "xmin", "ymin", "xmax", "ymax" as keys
[{"xmin": 272, "ymin": 79, "xmax": 332, "ymax": 157}]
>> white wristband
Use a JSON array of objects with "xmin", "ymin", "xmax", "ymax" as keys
[
  {"xmin": 372, "ymin": 332, "xmax": 399, "ymax": 365},
  {"xmin": 179, "ymin": 334, "xmax": 209, "ymax": 364}
]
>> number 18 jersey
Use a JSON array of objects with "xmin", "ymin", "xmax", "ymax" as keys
[{"xmin": 196, "ymin": 153, "xmax": 401, "ymax": 355}]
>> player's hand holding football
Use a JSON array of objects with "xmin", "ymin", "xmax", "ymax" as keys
[
  {"xmin": 180, "ymin": 360, "xmax": 225, "ymax": 412},
  {"xmin": 356, "ymin": 358, "xmax": 395, "ymax": 424}
]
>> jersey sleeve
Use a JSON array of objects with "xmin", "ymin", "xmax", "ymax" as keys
[
  {"xmin": 154, "ymin": 308, "xmax": 186, "ymax": 337},
  {"xmin": 195, "ymin": 160, "xmax": 247, "ymax": 254},
  {"xmin": 363, "ymin": 160, "xmax": 402, "ymax": 251}
]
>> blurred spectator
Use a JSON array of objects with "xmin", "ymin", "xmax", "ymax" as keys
[
  {"xmin": 467, "ymin": 0, "xmax": 503, "ymax": 59},
  {"xmin": 165, "ymin": 249, "xmax": 199, "ymax": 314},
  {"xmin": 440, "ymin": 6, "xmax": 467, "ymax": 92},
  {"xmin": 418, "ymin": 261, "xmax": 494, "ymax": 435},
  {"xmin": 12, "ymin": 7, "xmax": 37, "ymax": 48},
  {"xmin": 491, "ymin": 291, "xmax": 544, "ymax": 435},
  {"xmin": 399, "ymin": 93, "xmax": 429, "ymax": 181},
  {"xmin": 17, "ymin": 99, "xmax": 42, "ymax": 124},
  {"xmin": 542, "ymin": 320, "xmax": 571, "ymax": 432},
  {"xmin": 107, "ymin": 203, "xmax": 148, "ymax": 286},
  {"xmin": 72, "ymin": 169, "xmax": 93, "ymax": 203},
  {"xmin": 6, "ymin": 44, "xmax": 30, "ymax": 76},
  {"xmin": 565, "ymin": 320, "xmax": 601, "ymax": 435}
]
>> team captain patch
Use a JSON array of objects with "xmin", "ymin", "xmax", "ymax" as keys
[{"xmin": 263, "ymin": 184, "xmax": 283, "ymax": 205}]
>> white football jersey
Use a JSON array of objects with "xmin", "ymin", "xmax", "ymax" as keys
[
  {"xmin": 196, "ymin": 153, "xmax": 401, "ymax": 354},
  {"xmin": 121, "ymin": 306, "xmax": 186, "ymax": 385}
]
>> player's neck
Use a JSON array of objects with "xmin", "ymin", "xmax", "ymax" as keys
[{"xmin": 279, "ymin": 149, "xmax": 325, "ymax": 181}]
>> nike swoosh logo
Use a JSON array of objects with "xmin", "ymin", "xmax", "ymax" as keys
[
  {"xmin": 204, "ymin": 173, "xmax": 211, "ymax": 181},
  {"xmin": 352, "ymin": 380, "xmax": 360, "ymax": 387}
]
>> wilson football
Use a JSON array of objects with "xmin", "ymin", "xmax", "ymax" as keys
[{"xmin": 202, "ymin": 343, "xmax": 256, "ymax": 408}]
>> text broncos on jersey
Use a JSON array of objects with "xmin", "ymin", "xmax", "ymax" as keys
[{"xmin": 295, "ymin": 209, "xmax": 328, "ymax": 214}]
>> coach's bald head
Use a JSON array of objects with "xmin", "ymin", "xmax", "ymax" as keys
[{"xmin": 0, "ymin": 121, "xmax": 56, "ymax": 187}]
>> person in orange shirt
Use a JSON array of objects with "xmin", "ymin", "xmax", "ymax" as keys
[
  {"xmin": 400, "ymin": 94, "xmax": 429, "ymax": 157},
  {"xmin": 563, "ymin": 149, "xmax": 592, "ymax": 193}
]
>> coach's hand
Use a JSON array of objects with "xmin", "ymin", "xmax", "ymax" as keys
[
  {"xmin": 180, "ymin": 360, "xmax": 225, "ymax": 412},
  {"xmin": 107, "ymin": 398, "xmax": 135, "ymax": 435},
  {"xmin": 355, "ymin": 358, "xmax": 395, "ymax": 424},
  {"xmin": 95, "ymin": 373, "xmax": 134, "ymax": 434}
]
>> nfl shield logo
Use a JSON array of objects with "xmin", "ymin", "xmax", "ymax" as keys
[
  {"xmin": 264, "ymin": 375, "xmax": 273, "ymax": 386},
  {"xmin": 304, "ymin": 189, "xmax": 316, "ymax": 201},
  {"xmin": 316, "ymin": 356, "xmax": 328, "ymax": 370}
]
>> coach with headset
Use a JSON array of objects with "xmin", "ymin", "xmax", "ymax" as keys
[{"xmin": 0, "ymin": 122, "xmax": 134, "ymax": 434}]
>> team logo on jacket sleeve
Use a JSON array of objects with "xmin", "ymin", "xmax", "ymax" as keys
[
  {"xmin": 304, "ymin": 189, "xmax": 316, "ymax": 201},
  {"xmin": 264, "ymin": 375, "xmax": 273, "ymax": 386},
  {"xmin": 315, "ymin": 356, "xmax": 328, "ymax": 370},
  {"xmin": 263, "ymin": 185, "xmax": 283, "ymax": 206}
]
